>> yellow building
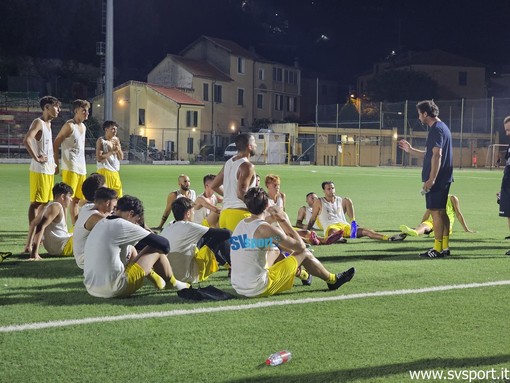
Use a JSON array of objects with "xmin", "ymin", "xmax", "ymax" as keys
[{"xmin": 92, "ymin": 81, "xmax": 204, "ymax": 161}]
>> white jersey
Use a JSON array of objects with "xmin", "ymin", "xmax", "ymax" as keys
[
  {"xmin": 160, "ymin": 220, "xmax": 209, "ymax": 283},
  {"xmin": 175, "ymin": 189, "xmax": 196, "ymax": 202},
  {"xmin": 305, "ymin": 206, "xmax": 321, "ymax": 230},
  {"xmin": 96, "ymin": 137, "xmax": 120, "ymax": 172},
  {"xmin": 230, "ymin": 218, "xmax": 273, "ymax": 297},
  {"xmin": 222, "ymin": 157, "xmax": 255, "ymax": 210},
  {"xmin": 268, "ymin": 194, "xmax": 284, "ymax": 209},
  {"xmin": 41, "ymin": 202, "xmax": 72, "ymax": 255},
  {"xmin": 60, "ymin": 120, "xmax": 86, "ymax": 175},
  {"xmin": 29, "ymin": 118, "xmax": 56, "ymax": 175},
  {"xmin": 73, "ymin": 203, "xmax": 99, "ymax": 269},
  {"xmin": 83, "ymin": 217, "xmax": 149, "ymax": 298},
  {"xmin": 317, "ymin": 196, "xmax": 348, "ymax": 228},
  {"xmin": 192, "ymin": 193, "xmax": 217, "ymax": 224}
]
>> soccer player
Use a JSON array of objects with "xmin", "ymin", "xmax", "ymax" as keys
[
  {"xmin": 25, "ymin": 182, "xmax": 73, "ymax": 261},
  {"xmin": 399, "ymin": 100, "xmax": 454, "ymax": 257},
  {"xmin": 23, "ymin": 96, "xmax": 61, "ymax": 227},
  {"xmin": 230, "ymin": 187, "xmax": 356, "ymax": 297},
  {"xmin": 211, "ymin": 133, "xmax": 257, "ymax": 232},
  {"xmin": 295, "ymin": 192, "xmax": 321, "ymax": 230},
  {"xmin": 399, "ymin": 194, "xmax": 474, "ymax": 237},
  {"xmin": 53, "ymin": 99, "xmax": 90, "ymax": 225},
  {"xmin": 307, "ymin": 181, "xmax": 407, "ymax": 242},
  {"xmin": 160, "ymin": 197, "xmax": 231, "ymax": 283},
  {"xmin": 155, "ymin": 174, "xmax": 197, "ymax": 231},
  {"xmin": 499, "ymin": 116, "xmax": 510, "ymax": 254},
  {"xmin": 192, "ymin": 174, "xmax": 222, "ymax": 228},
  {"xmin": 96, "ymin": 120, "xmax": 123, "ymax": 197},
  {"xmin": 265, "ymin": 174, "xmax": 286, "ymax": 210},
  {"xmin": 83, "ymin": 195, "xmax": 189, "ymax": 298}
]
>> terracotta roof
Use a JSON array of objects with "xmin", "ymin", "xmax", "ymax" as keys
[
  {"xmin": 147, "ymin": 84, "xmax": 204, "ymax": 106},
  {"xmin": 169, "ymin": 55, "xmax": 232, "ymax": 82},
  {"xmin": 396, "ymin": 50, "xmax": 484, "ymax": 68}
]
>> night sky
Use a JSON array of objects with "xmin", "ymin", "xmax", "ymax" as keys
[{"xmin": 0, "ymin": 0, "xmax": 509, "ymax": 87}]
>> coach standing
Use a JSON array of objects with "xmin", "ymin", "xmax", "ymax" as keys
[
  {"xmin": 499, "ymin": 116, "xmax": 510, "ymax": 255},
  {"xmin": 398, "ymin": 100, "xmax": 453, "ymax": 258}
]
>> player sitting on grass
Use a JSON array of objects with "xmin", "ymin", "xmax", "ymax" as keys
[
  {"xmin": 160, "ymin": 197, "xmax": 231, "ymax": 283},
  {"xmin": 83, "ymin": 195, "xmax": 189, "ymax": 298},
  {"xmin": 25, "ymin": 182, "xmax": 74, "ymax": 261},
  {"xmin": 230, "ymin": 187, "xmax": 356, "ymax": 298},
  {"xmin": 307, "ymin": 181, "xmax": 407, "ymax": 243}
]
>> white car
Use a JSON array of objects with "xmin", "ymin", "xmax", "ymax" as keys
[{"xmin": 223, "ymin": 143, "xmax": 237, "ymax": 160}]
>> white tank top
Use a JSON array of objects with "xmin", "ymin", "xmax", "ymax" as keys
[
  {"xmin": 317, "ymin": 196, "xmax": 348, "ymax": 228},
  {"xmin": 61, "ymin": 121, "xmax": 86, "ymax": 175},
  {"xmin": 305, "ymin": 206, "xmax": 321, "ymax": 230},
  {"xmin": 192, "ymin": 193, "xmax": 217, "ymax": 224},
  {"xmin": 29, "ymin": 118, "xmax": 56, "ymax": 175},
  {"xmin": 96, "ymin": 137, "xmax": 120, "ymax": 172},
  {"xmin": 222, "ymin": 157, "xmax": 255, "ymax": 210},
  {"xmin": 42, "ymin": 202, "xmax": 72, "ymax": 255},
  {"xmin": 268, "ymin": 194, "xmax": 284, "ymax": 209}
]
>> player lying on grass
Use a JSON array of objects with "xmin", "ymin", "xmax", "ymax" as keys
[{"xmin": 230, "ymin": 187, "xmax": 356, "ymax": 298}]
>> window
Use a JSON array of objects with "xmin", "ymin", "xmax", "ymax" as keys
[
  {"xmin": 138, "ymin": 109, "xmax": 145, "ymax": 125},
  {"xmin": 257, "ymin": 94, "xmax": 264, "ymax": 109},
  {"xmin": 186, "ymin": 111, "xmax": 198, "ymax": 127},
  {"xmin": 241, "ymin": 118, "xmax": 245, "ymax": 126},
  {"xmin": 214, "ymin": 84, "xmax": 222, "ymax": 103},
  {"xmin": 258, "ymin": 68, "xmax": 264, "ymax": 80},
  {"xmin": 284, "ymin": 69, "xmax": 289, "ymax": 83},
  {"xmin": 274, "ymin": 94, "xmax": 283, "ymax": 111},
  {"xmin": 237, "ymin": 57, "xmax": 245, "ymax": 74},
  {"xmin": 203, "ymin": 83, "xmax": 209, "ymax": 101},
  {"xmin": 272, "ymin": 67, "xmax": 282, "ymax": 82},
  {"xmin": 237, "ymin": 88, "xmax": 244, "ymax": 106},
  {"xmin": 459, "ymin": 71, "xmax": 467, "ymax": 86}
]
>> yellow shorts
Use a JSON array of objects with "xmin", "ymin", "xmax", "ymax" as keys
[
  {"xmin": 62, "ymin": 237, "xmax": 73, "ymax": 256},
  {"xmin": 29, "ymin": 171, "xmax": 54, "ymax": 203},
  {"xmin": 122, "ymin": 262, "xmax": 146, "ymax": 296},
  {"xmin": 97, "ymin": 168, "xmax": 123, "ymax": 197},
  {"xmin": 201, "ymin": 218, "xmax": 210, "ymax": 228},
  {"xmin": 325, "ymin": 223, "xmax": 351, "ymax": 237},
  {"xmin": 422, "ymin": 219, "xmax": 453, "ymax": 235},
  {"xmin": 219, "ymin": 208, "xmax": 251, "ymax": 232},
  {"xmin": 259, "ymin": 256, "xmax": 298, "ymax": 297},
  {"xmin": 195, "ymin": 245, "xmax": 219, "ymax": 281},
  {"xmin": 61, "ymin": 170, "xmax": 85, "ymax": 200}
]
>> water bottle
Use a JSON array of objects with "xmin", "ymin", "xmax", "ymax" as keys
[
  {"xmin": 265, "ymin": 350, "xmax": 292, "ymax": 366},
  {"xmin": 350, "ymin": 220, "xmax": 357, "ymax": 239}
]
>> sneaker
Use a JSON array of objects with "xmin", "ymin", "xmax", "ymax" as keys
[
  {"xmin": 441, "ymin": 248, "xmax": 451, "ymax": 257},
  {"xmin": 419, "ymin": 248, "xmax": 444, "ymax": 258},
  {"xmin": 325, "ymin": 230, "xmax": 345, "ymax": 245},
  {"xmin": 389, "ymin": 233, "xmax": 407, "ymax": 242},
  {"xmin": 399, "ymin": 225, "xmax": 419, "ymax": 236},
  {"xmin": 328, "ymin": 267, "xmax": 356, "ymax": 290},
  {"xmin": 301, "ymin": 273, "xmax": 313, "ymax": 286},
  {"xmin": 309, "ymin": 231, "xmax": 320, "ymax": 245}
]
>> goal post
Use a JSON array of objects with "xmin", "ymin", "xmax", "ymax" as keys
[{"xmin": 486, "ymin": 144, "xmax": 507, "ymax": 169}]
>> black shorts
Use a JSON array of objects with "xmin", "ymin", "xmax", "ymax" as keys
[
  {"xmin": 499, "ymin": 174, "xmax": 510, "ymax": 217},
  {"xmin": 425, "ymin": 183, "xmax": 451, "ymax": 209}
]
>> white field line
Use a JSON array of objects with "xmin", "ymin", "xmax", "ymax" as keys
[{"xmin": 1, "ymin": 280, "xmax": 509, "ymax": 333}]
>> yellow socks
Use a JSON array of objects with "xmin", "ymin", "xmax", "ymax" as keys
[
  {"xmin": 146, "ymin": 270, "xmax": 166, "ymax": 290},
  {"xmin": 327, "ymin": 273, "xmax": 336, "ymax": 284},
  {"xmin": 296, "ymin": 268, "xmax": 310, "ymax": 281},
  {"xmin": 433, "ymin": 239, "xmax": 442, "ymax": 252},
  {"xmin": 442, "ymin": 236, "xmax": 449, "ymax": 250}
]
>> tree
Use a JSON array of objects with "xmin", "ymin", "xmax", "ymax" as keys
[{"xmin": 366, "ymin": 70, "xmax": 438, "ymax": 102}]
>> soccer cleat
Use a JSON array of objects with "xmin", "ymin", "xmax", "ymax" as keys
[
  {"xmin": 309, "ymin": 231, "xmax": 320, "ymax": 246},
  {"xmin": 441, "ymin": 248, "xmax": 451, "ymax": 257},
  {"xmin": 389, "ymin": 233, "xmax": 407, "ymax": 242},
  {"xmin": 327, "ymin": 267, "xmax": 355, "ymax": 290},
  {"xmin": 147, "ymin": 270, "xmax": 166, "ymax": 290},
  {"xmin": 399, "ymin": 225, "xmax": 419, "ymax": 236},
  {"xmin": 419, "ymin": 248, "xmax": 444, "ymax": 258},
  {"xmin": 325, "ymin": 230, "xmax": 345, "ymax": 245}
]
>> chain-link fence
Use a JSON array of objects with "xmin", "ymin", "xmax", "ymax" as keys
[{"xmin": 297, "ymin": 98, "xmax": 510, "ymax": 167}]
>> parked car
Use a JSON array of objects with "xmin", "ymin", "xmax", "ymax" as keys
[{"xmin": 223, "ymin": 143, "xmax": 237, "ymax": 160}]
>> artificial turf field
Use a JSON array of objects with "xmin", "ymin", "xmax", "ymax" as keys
[{"xmin": 1, "ymin": 164, "xmax": 509, "ymax": 383}]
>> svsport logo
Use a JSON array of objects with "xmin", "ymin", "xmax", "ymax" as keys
[{"xmin": 230, "ymin": 234, "xmax": 274, "ymax": 250}]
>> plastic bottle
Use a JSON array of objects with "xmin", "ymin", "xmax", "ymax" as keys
[
  {"xmin": 265, "ymin": 350, "xmax": 292, "ymax": 366},
  {"xmin": 350, "ymin": 220, "xmax": 357, "ymax": 239}
]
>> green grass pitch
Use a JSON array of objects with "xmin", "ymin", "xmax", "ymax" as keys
[{"xmin": 1, "ymin": 164, "xmax": 509, "ymax": 383}]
